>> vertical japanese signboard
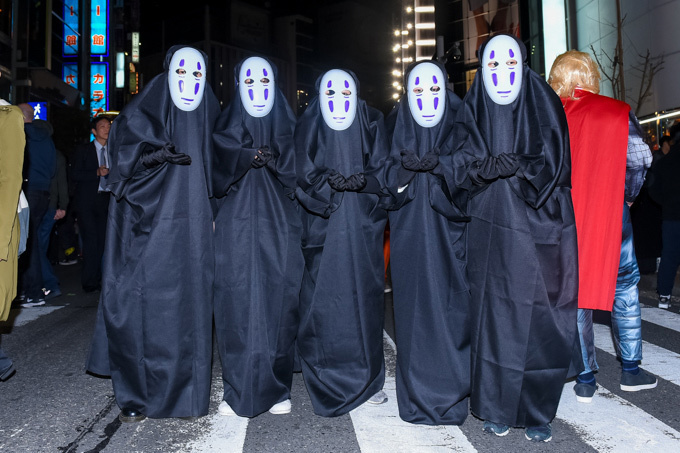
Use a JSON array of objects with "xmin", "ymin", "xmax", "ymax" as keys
[
  {"xmin": 63, "ymin": 63, "xmax": 79, "ymax": 89},
  {"xmin": 63, "ymin": 0, "xmax": 79, "ymax": 56},
  {"xmin": 91, "ymin": 63, "xmax": 108, "ymax": 117},
  {"xmin": 91, "ymin": 0, "xmax": 109, "ymax": 56}
]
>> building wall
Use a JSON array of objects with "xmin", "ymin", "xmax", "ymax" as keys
[{"xmin": 573, "ymin": 0, "xmax": 680, "ymax": 116}]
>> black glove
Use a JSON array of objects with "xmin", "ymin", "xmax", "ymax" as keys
[
  {"xmin": 328, "ymin": 171, "xmax": 347, "ymax": 191},
  {"xmin": 345, "ymin": 173, "xmax": 367, "ymax": 191},
  {"xmin": 141, "ymin": 143, "xmax": 191, "ymax": 168},
  {"xmin": 400, "ymin": 149, "xmax": 421, "ymax": 171},
  {"xmin": 469, "ymin": 156, "xmax": 500, "ymax": 184},
  {"xmin": 252, "ymin": 146, "xmax": 273, "ymax": 169},
  {"xmin": 419, "ymin": 151, "xmax": 439, "ymax": 172},
  {"xmin": 496, "ymin": 153, "xmax": 520, "ymax": 178}
]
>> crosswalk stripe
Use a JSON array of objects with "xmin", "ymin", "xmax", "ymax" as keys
[
  {"xmin": 4, "ymin": 306, "xmax": 63, "ymax": 327},
  {"xmin": 593, "ymin": 323, "xmax": 680, "ymax": 385},
  {"xmin": 640, "ymin": 305, "xmax": 680, "ymax": 332},
  {"xmin": 349, "ymin": 333, "xmax": 477, "ymax": 453},
  {"xmin": 556, "ymin": 382, "xmax": 680, "ymax": 451}
]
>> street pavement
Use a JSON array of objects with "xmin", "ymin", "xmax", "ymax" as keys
[{"xmin": 1, "ymin": 262, "xmax": 679, "ymax": 452}]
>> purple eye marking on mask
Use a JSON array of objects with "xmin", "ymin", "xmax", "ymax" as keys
[
  {"xmin": 328, "ymin": 101, "xmax": 334, "ymax": 112},
  {"xmin": 179, "ymin": 80, "xmax": 184, "ymax": 92},
  {"xmin": 492, "ymin": 73, "xmax": 498, "ymax": 86},
  {"xmin": 417, "ymin": 98, "xmax": 423, "ymax": 111},
  {"xmin": 197, "ymin": 62, "xmax": 201, "ymax": 70},
  {"xmin": 180, "ymin": 59, "xmax": 185, "ymax": 67},
  {"xmin": 433, "ymin": 75, "xmax": 438, "ymax": 84},
  {"xmin": 247, "ymin": 69, "xmax": 251, "ymax": 77},
  {"xmin": 345, "ymin": 100, "xmax": 349, "ymax": 112},
  {"xmin": 344, "ymin": 80, "xmax": 349, "ymax": 88},
  {"xmin": 509, "ymin": 49, "xmax": 514, "ymax": 58},
  {"xmin": 265, "ymin": 89, "xmax": 269, "ymax": 100},
  {"xmin": 490, "ymin": 50, "xmax": 494, "ymax": 59},
  {"xmin": 194, "ymin": 83, "xmax": 200, "ymax": 95},
  {"xmin": 434, "ymin": 97, "xmax": 439, "ymax": 110},
  {"xmin": 415, "ymin": 76, "xmax": 420, "ymax": 85},
  {"xmin": 263, "ymin": 68, "xmax": 268, "ymax": 77},
  {"xmin": 510, "ymin": 72, "xmax": 515, "ymax": 85},
  {"xmin": 327, "ymin": 80, "xmax": 332, "ymax": 88},
  {"xmin": 249, "ymin": 89, "xmax": 254, "ymax": 101}
]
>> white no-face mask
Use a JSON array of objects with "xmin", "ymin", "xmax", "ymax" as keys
[
  {"xmin": 168, "ymin": 47, "xmax": 206, "ymax": 111},
  {"xmin": 319, "ymin": 70, "xmax": 357, "ymax": 131},
  {"xmin": 407, "ymin": 62, "xmax": 445, "ymax": 128},
  {"xmin": 239, "ymin": 57, "xmax": 275, "ymax": 118},
  {"xmin": 481, "ymin": 35, "xmax": 523, "ymax": 105}
]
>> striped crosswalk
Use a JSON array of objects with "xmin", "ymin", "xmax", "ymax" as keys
[{"xmin": 181, "ymin": 300, "xmax": 680, "ymax": 452}]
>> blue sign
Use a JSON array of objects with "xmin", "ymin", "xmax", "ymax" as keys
[
  {"xmin": 91, "ymin": 62, "xmax": 108, "ymax": 117},
  {"xmin": 27, "ymin": 102, "xmax": 47, "ymax": 121},
  {"xmin": 91, "ymin": 0, "xmax": 109, "ymax": 56},
  {"xmin": 62, "ymin": 63, "xmax": 78, "ymax": 89},
  {"xmin": 63, "ymin": 0, "xmax": 79, "ymax": 56}
]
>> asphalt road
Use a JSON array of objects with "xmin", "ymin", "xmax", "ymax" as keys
[{"xmin": 1, "ymin": 263, "xmax": 679, "ymax": 452}]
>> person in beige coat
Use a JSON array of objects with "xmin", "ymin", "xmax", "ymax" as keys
[{"xmin": 0, "ymin": 98, "xmax": 26, "ymax": 381}]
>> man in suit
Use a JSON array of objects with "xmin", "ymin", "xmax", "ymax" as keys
[{"xmin": 72, "ymin": 115, "xmax": 111, "ymax": 292}]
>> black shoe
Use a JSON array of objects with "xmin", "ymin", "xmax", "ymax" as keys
[
  {"xmin": 119, "ymin": 408, "xmax": 146, "ymax": 423},
  {"xmin": 0, "ymin": 364, "xmax": 16, "ymax": 381},
  {"xmin": 21, "ymin": 297, "xmax": 46, "ymax": 308},
  {"xmin": 620, "ymin": 369, "xmax": 658, "ymax": 391},
  {"xmin": 44, "ymin": 288, "xmax": 62, "ymax": 300},
  {"xmin": 574, "ymin": 381, "xmax": 597, "ymax": 403},
  {"xmin": 83, "ymin": 285, "xmax": 101, "ymax": 293}
]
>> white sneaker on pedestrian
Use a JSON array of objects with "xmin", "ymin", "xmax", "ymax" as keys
[
  {"xmin": 218, "ymin": 400, "xmax": 236, "ymax": 416},
  {"xmin": 367, "ymin": 390, "xmax": 388, "ymax": 405},
  {"xmin": 659, "ymin": 295, "xmax": 671, "ymax": 309},
  {"xmin": 21, "ymin": 298, "xmax": 46, "ymax": 308},
  {"xmin": 269, "ymin": 399, "xmax": 291, "ymax": 415}
]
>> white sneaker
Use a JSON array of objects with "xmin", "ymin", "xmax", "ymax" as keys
[
  {"xmin": 659, "ymin": 295, "xmax": 671, "ymax": 309},
  {"xmin": 218, "ymin": 400, "xmax": 236, "ymax": 416},
  {"xmin": 269, "ymin": 399, "xmax": 291, "ymax": 415},
  {"xmin": 367, "ymin": 390, "xmax": 388, "ymax": 405}
]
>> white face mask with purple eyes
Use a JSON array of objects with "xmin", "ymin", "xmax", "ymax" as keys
[
  {"xmin": 319, "ymin": 69, "xmax": 357, "ymax": 131},
  {"xmin": 482, "ymin": 35, "xmax": 523, "ymax": 105},
  {"xmin": 168, "ymin": 47, "xmax": 206, "ymax": 111},
  {"xmin": 407, "ymin": 62, "xmax": 445, "ymax": 128},
  {"xmin": 239, "ymin": 57, "xmax": 275, "ymax": 118}
]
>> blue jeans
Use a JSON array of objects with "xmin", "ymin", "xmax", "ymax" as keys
[
  {"xmin": 38, "ymin": 208, "xmax": 59, "ymax": 291},
  {"xmin": 0, "ymin": 345, "xmax": 13, "ymax": 377},
  {"xmin": 21, "ymin": 190, "xmax": 50, "ymax": 299},
  {"xmin": 578, "ymin": 203, "xmax": 643, "ymax": 375}
]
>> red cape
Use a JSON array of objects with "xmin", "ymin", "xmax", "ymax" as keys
[{"xmin": 563, "ymin": 89, "xmax": 630, "ymax": 311}]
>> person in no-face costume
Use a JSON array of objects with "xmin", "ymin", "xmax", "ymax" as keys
[
  {"xmin": 382, "ymin": 60, "xmax": 470, "ymax": 425},
  {"xmin": 295, "ymin": 69, "xmax": 389, "ymax": 416},
  {"xmin": 212, "ymin": 56, "xmax": 303, "ymax": 417},
  {"xmin": 86, "ymin": 46, "xmax": 220, "ymax": 422},
  {"xmin": 452, "ymin": 34, "xmax": 580, "ymax": 442}
]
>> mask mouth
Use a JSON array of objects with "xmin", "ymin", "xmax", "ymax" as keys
[
  {"xmin": 423, "ymin": 114, "xmax": 435, "ymax": 118},
  {"xmin": 181, "ymin": 97, "xmax": 194, "ymax": 102},
  {"xmin": 333, "ymin": 116, "xmax": 346, "ymax": 121}
]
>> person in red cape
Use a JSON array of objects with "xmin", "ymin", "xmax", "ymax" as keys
[{"xmin": 549, "ymin": 50, "xmax": 657, "ymax": 404}]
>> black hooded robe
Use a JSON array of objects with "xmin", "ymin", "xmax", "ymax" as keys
[
  {"xmin": 212, "ymin": 58, "xmax": 303, "ymax": 417},
  {"xmin": 382, "ymin": 62, "xmax": 470, "ymax": 425},
  {"xmin": 86, "ymin": 47, "xmax": 220, "ymax": 418},
  {"xmin": 451, "ymin": 38, "xmax": 580, "ymax": 428},
  {"xmin": 294, "ymin": 72, "xmax": 388, "ymax": 417}
]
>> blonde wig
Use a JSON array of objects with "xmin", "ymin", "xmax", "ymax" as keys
[{"xmin": 548, "ymin": 50, "xmax": 601, "ymax": 99}]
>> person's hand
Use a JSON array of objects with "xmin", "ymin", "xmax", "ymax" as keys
[
  {"xmin": 345, "ymin": 173, "xmax": 367, "ymax": 191},
  {"xmin": 97, "ymin": 166, "xmax": 110, "ymax": 177},
  {"xmin": 141, "ymin": 143, "xmax": 191, "ymax": 168},
  {"xmin": 54, "ymin": 209, "xmax": 66, "ymax": 220},
  {"xmin": 252, "ymin": 146, "xmax": 273, "ymax": 168},
  {"xmin": 328, "ymin": 171, "xmax": 347, "ymax": 191},
  {"xmin": 400, "ymin": 149, "xmax": 421, "ymax": 171},
  {"xmin": 496, "ymin": 153, "xmax": 520, "ymax": 177},
  {"xmin": 419, "ymin": 150, "xmax": 439, "ymax": 171}
]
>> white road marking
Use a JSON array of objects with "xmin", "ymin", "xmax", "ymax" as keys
[
  {"xmin": 640, "ymin": 305, "xmax": 680, "ymax": 332},
  {"xmin": 349, "ymin": 332, "xmax": 477, "ymax": 453},
  {"xmin": 3, "ymin": 306, "xmax": 64, "ymax": 327}
]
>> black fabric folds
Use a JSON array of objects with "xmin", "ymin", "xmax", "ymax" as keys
[
  {"xmin": 294, "ymin": 70, "xmax": 388, "ymax": 417},
  {"xmin": 211, "ymin": 57, "xmax": 303, "ymax": 417},
  {"xmin": 86, "ymin": 46, "xmax": 220, "ymax": 418},
  {"xmin": 451, "ymin": 35, "xmax": 581, "ymax": 427},
  {"xmin": 383, "ymin": 60, "xmax": 470, "ymax": 425}
]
